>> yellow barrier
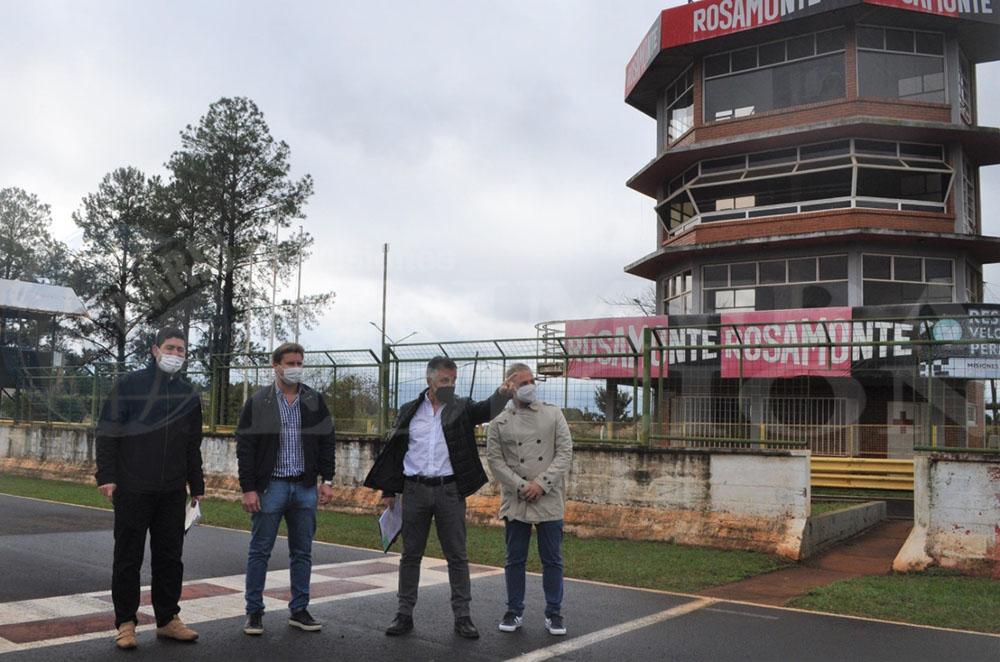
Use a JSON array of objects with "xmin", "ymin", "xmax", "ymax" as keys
[{"xmin": 811, "ymin": 456, "xmax": 914, "ymax": 491}]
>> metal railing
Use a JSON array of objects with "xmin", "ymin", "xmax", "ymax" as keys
[{"xmin": 811, "ymin": 457, "xmax": 915, "ymax": 490}]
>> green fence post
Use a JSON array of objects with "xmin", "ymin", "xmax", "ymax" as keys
[
  {"xmin": 925, "ymin": 341, "xmax": 933, "ymax": 450},
  {"xmin": 90, "ymin": 367, "xmax": 99, "ymax": 426},
  {"xmin": 209, "ymin": 363, "xmax": 218, "ymax": 434},
  {"xmin": 379, "ymin": 344, "xmax": 390, "ymax": 439},
  {"xmin": 642, "ymin": 327, "xmax": 652, "ymax": 446},
  {"xmin": 393, "ymin": 359, "xmax": 400, "ymax": 411}
]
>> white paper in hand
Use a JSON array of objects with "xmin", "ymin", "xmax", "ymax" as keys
[
  {"xmin": 184, "ymin": 501, "xmax": 201, "ymax": 534},
  {"xmin": 378, "ymin": 503, "xmax": 402, "ymax": 553}
]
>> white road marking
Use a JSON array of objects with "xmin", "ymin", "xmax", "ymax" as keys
[
  {"xmin": 504, "ymin": 597, "xmax": 717, "ymax": 662},
  {"xmin": 705, "ymin": 607, "xmax": 780, "ymax": 620},
  {"xmin": 0, "ymin": 556, "xmax": 501, "ymax": 654}
]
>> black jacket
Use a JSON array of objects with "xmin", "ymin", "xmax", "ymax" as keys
[
  {"xmin": 95, "ymin": 363, "xmax": 205, "ymax": 495},
  {"xmin": 364, "ymin": 388, "xmax": 510, "ymax": 498},
  {"xmin": 235, "ymin": 382, "xmax": 336, "ymax": 493}
]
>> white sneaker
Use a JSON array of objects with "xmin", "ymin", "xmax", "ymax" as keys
[{"xmin": 545, "ymin": 614, "xmax": 566, "ymax": 636}]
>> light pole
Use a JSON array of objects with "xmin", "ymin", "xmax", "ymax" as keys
[
  {"xmin": 379, "ymin": 243, "xmax": 389, "ymax": 436},
  {"xmin": 380, "ymin": 243, "xmax": 388, "ymax": 350},
  {"xmin": 294, "ymin": 225, "xmax": 303, "ymax": 344},
  {"xmin": 269, "ymin": 220, "xmax": 279, "ymax": 353}
]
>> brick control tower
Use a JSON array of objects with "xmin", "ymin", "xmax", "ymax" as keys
[
  {"xmin": 625, "ymin": 0, "xmax": 1000, "ymax": 314},
  {"xmin": 621, "ymin": 1, "xmax": 1000, "ymax": 455}
]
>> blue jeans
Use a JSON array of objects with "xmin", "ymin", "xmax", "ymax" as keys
[
  {"xmin": 245, "ymin": 479, "xmax": 317, "ymax": 613},
  {"xmin": 504, "ymin": 519, "xmax": 563, "ymax": 617}
]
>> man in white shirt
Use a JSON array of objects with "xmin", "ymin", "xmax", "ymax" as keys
[{"xmin": 364, "ymin": 356, "xmax": 514, "ymax": 639}]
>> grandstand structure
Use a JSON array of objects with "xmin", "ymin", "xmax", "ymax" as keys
[
  {"xmin": 617, "ymin": 0, "xmax": 1000, "ymax": 456},
  {"xmin": 0, "ymin": 279, "xmax": 88, "ymax": 423}
]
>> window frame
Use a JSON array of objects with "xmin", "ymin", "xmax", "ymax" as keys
[
  {"xmin": 702, "ymin": 255, "xmax": 849, "ymax": 313},
  {"xmin": 966, "ymin": 263, "xmax": 983, "ymax": 303},
  {"xmin": 703, "ymin": 28, "xmax": 847, "ymax": 123},
  {"xmin": 856, "ymin": 25, "xmax": 947, "ymax": 104},
  {"xmin": 663, "ymin": 269, "xmax": 694, "ymax": 315},
  {"xmin": 959, "ymin": 50, "xmax": 974, "ymax": 125},
  {"xmin": 663, "ymin": 65, "xmax": 695, "ymax": 145},
  {"xmin": 963, "ymin": 157, "xmax": 977, "ymax": 235},
  {"xmin": 656, "ymin": 138, "xmax": 953, "ymax": 237},
  {"xmin": 861, "ymin": 253, "xmax": 954, "ymax": 305}
]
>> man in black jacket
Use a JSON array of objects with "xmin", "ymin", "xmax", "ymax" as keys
[
  {"xmin": 364, "ymin": 356, "xmax": 512, "ymax": 639},
  {"xmin": 236, "ymin": 342, "xmax": 336, "ymax": 636},
  {"xmin": 96, "ymin": 327, "xmax": 204, "ymax": 650}
]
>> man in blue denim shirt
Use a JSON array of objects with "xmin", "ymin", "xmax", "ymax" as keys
[{"xmin": 236, "ymin": 342, "xmax": 336, "ymax": 636}]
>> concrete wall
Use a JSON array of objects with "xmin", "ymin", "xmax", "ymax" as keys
[
  {"xmin": 800, "ymin": 501, "xmax": 886, "ymax": 559},
  {"xmin": 0, "ymin": 424, "xmax": 98, "ymax": 482},
  {"xmin": 0, "ymin": 423, "xmax": 812, "ymax": 558},
  {"xmin": 894, "ymin": 452, "xmax": 1000, "ymax": 573}
]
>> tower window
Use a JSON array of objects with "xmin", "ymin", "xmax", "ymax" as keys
[
  {"xmin": 704, "ymin": 28, "xmax": 846, "ymax": 122},
  {"xmin": 862, "ymin": 254, "xmax": 953, "ymax": 305},
  {"xmin": 663, "ymin": 66, "xmax": 694, "ymax": 145},
  {"xmin": 703, "ymin": 256, "xmax": 848, "ymax": 313},
  {"xmin": 655, "ymin": 139, "xmax": 952, "ymax": 236},
  {"xmin": 663, "ymin": 270, "xmax": 693, "ymax": 315},
  {"xmin": 857, "ymin": 26, "xmax": 945, "ymax": 103}
]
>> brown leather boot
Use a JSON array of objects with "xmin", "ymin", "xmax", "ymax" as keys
[
  {"xmin": 155, "ymin": 615, "xmax": 198, "ymax": 641},
  {"xmin": 114, "ymin": 622, "xmax": 137, "ymax": 649}
]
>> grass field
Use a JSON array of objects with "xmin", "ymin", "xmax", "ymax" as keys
[{"xmin": 788, "ymin": 570, "xmax": 1000, "ymax": 634}]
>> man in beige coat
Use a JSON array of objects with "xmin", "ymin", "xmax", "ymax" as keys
[{"xmin": 486, "ymin": 363, "xmax": 573, "ymax": 636}]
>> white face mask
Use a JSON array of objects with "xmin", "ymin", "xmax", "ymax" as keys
[
  {"xmin": 157, "ymin": 353, "xmax": 185, "ymax": 375},
  {"xmin": 280, "ymin": 367, "xmax": 304, "ymax": 385},
  {"xmin": 515, "ymin": 383, "xmax": 537, "ymax": 404}
]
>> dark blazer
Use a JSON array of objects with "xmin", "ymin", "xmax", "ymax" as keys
[
  {"xmin": 363, "ymin": 388, "xmax": 510, "ymax": 498},
  {"xmin": 235, "ymin": 382, "xmax": 336, "ymax": 493},
  {"xmin": 95, "ymin": 363, "xmax": 204, "ymax": 495}
]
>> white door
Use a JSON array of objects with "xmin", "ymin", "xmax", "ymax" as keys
[{"xmin": 887, "ymin": 402, "xmax": 923, "ymax": 459}]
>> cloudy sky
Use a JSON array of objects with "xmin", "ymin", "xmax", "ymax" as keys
[{"xmin": 3, "ymin": 1, "xmax": 999, "ymax": 354}]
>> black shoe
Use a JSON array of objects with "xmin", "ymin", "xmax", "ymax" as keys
[
  {"xmin": 545, "ymin": 614, "xmax": 566, "ymax": 636},
  {"xmin": 243, "ymin": 611, "xmax": 264, "ymax": 635},
  {"xmin": 385, "ymin": 613, "xmax": 414, "ymax": 636},
  {"xmin": 454, "ymin": 616, "xmax": 480, "ymax": 639},
  {"xmin": 288, "ymin": 609, "xmax": 321, "ymax": 632},
  {"xmin": 498, "ymin": 611, "xmax": 522, "ymax": 632}
]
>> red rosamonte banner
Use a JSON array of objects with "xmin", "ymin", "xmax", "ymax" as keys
[
  {"xmin": 627, "ymin": 0, "xmax": 998, "ymax": 95},
  {"xmin": 719, "ymin": 308, "xmax": 853, "ymax": 378},
  {"xmin": 865, "ymin": 0, "xmax": 999, "ymax": 21},
  {"xmin": 565, "ymin": 316, "xmax": 669, "ymax": 379}
]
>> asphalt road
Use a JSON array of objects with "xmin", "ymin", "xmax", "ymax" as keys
[{"xmin": 0, "ymin": 493, "xmax": 997, "ymax": 661}]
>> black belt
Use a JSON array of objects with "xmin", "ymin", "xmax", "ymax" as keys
[
  {"xmin": 405, "ymin": 474, "xmax": 456, "ymax": 486},
  {"xmin": 272, "ymin": 474, "xmax": 304, "ymax": 482}
]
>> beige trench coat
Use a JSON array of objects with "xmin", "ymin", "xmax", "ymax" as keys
[{"xmin": 486, "ymin": 400, "xmax": 572, "ymax": 523}]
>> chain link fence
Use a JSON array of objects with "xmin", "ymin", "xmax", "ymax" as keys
[{"xmin": 638, "ymin": 313, "xmax": 1000, "ymax": 454}]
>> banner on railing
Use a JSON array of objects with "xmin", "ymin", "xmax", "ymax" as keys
[
  {"xmin": 719, "ymin": 308, "xmax": 853, "ymax": 378},
  {"xmin": 566, "ymin": 315, "xmax": 669, "ymax": 379},
  {"xmin": 564, "ymin": 303, "xmax": 1000, "ymax": 380}
]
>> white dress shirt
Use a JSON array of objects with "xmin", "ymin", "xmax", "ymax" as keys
[{"xmin": 403, "ymin": 394, "xmax": 455, "ymax": 477}]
